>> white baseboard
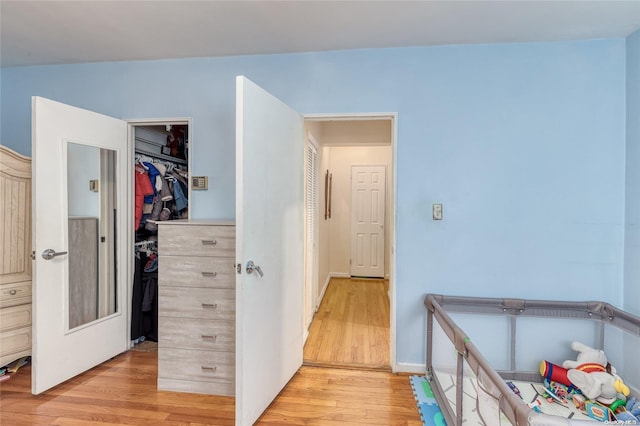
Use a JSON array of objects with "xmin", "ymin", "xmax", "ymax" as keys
[
  {"xmin": 330, "ymin": 272, "xmax": 350, "ymax": 278},
  {"xmin": 394, "ymin": 362, "xmax": 426, "ymax": 375}
]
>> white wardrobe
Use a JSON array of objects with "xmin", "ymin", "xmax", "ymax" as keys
[{"xmin": 0, "ymin": 145, "xmax": 32, "ymax": 368}]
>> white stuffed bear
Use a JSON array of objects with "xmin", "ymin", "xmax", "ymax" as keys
[{"xmin": 562, "ymin": 341, "xmax": 630, "ymax": 405}]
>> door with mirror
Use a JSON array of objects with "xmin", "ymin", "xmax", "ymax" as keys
[{"xmin": 32, "ymin": 97, "xmax": 129, "ymax": 394}]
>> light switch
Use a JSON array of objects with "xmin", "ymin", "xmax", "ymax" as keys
[{"xmin": 432, "ymin": 203, "xmax": 443, "ymax": 220}]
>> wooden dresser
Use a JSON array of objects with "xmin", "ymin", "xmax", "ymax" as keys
[
  {"xmin": 157, "ymin": 220, "xmax": 236, "ymax": 396},
  {"xmin": 0, "ymin": 145, "xmax": 32, "ymax": 368}
]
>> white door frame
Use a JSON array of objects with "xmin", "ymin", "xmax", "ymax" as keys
[
  {"xmin": 303, "ymin": 112, "xmax": 398, "ymax": 372},
  {"xmin": 124, "ymin": 117, "xmax": 192, "ymax": 344}
]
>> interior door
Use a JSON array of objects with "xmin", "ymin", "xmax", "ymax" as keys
[
  {"xmin": 350, "ymin": 165, "xmax": 386, "ymax": 278},
  {"xmin": 31, "ymin": 96, "xmax": 129, "ymax": 394},
  {"xmin": 236, "ymin": 76, "xmax": 305, "ymax": 425}
]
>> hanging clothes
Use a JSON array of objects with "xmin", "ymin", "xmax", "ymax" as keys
[
  {"xmin": 133, "ymin": 144, "xmax": 187, "ymax": 344},
  {"xmin": 131, "ymin": 253, "xmax": 145, "ymax": 341},
  {"xmin": 134, "ymin": 166, "xmax": 154, "ymax": 230},
  {"xmin": 131, "ymin": 250, "xmax": 158, "ymax": 342}
]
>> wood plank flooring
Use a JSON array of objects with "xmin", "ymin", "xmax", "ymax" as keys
[
  {"xmin": 0, "ymin": 278, "xmax": 403, "ymax": 425},
  {"xmin": 0, "ymin": 350, "xmax": 421, "ymax": 425},
  {"xmin": 304, "ymin": 278, "xmax": 390, "ymax": 369}
]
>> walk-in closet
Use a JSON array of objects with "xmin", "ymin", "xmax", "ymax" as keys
[{"xmin": 132, "ymin": 124, "xmax": 189, "ymax": 345}]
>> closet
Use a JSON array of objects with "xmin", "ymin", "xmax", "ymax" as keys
[{"xmin": 132, "ymin": 124, "xmax": 189, "ymax": 344}]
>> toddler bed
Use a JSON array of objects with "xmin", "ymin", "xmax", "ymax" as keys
[{"xmin": 424, "ymin": 294, "xmax": 640, "ymax": 425}]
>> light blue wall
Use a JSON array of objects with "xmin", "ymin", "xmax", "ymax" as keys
[
  {"xmin": 625, "ymin": 30, "xmax": 640, "ymax": 317},
  {"xmin": 1, "ymin": 39, "xmax": 627, "ymax": 366},
  {"xmin": 624, "ymin": 30, "xmax": 640, "ymax": 394}
]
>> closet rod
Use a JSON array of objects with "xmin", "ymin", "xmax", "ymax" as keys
[
  {"xmin": 134, "ymin": 240, "xmax": 157, "ymax": 247},
  {"xmin": 135, "ymin": 148, "xmax": 187, "ymax": 166}
]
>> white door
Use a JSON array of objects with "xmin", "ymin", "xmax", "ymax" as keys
[
  {"xmin": 304, "ymin": 135, "xmax": 319, "ymax": 330},
  {"xmin": 32, "ymin": 97, "xmax": 129, "ymax": 394},
  {"xmin": 350, "ymin": 165, "xmax": 386, "ymax": 278},
  {"xmin": 236, "ymin": 76, "xmax": 305, "ymax": 426}
]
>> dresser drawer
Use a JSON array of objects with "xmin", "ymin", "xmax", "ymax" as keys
[
  {"xmin": 159, "ymin": 256, "xmax": 235, "ymax": 289},
  {"xmin": 0, "ymin": 282, "xmax": 32, "ymax": 308},
  {"xmin": 0, "ymin": 304, "xmax": 32, "ymax": 332},
  {"xmin": 158, "ymin": 348, "xmax": 234, "ymax": 383},
  {"xmin": 0, "ymin": 326, "xmax": 31, "ymax": 357},
  {"xmin": 159, "ymin": 287, "xmax": 235, "ymax": 320},
  {"xmin": 159, "ymin": 225, "xmax": 235, "ymax": 257},
  {"xmin": 157, "ymin": 377, "xmax": 234, "ymax": 396},
  {"xmin": 159, "ymin": 317, "xmax": 234, "ymax": 351}
]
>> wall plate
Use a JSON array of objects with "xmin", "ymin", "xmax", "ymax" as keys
[
  {"xmin": 433, "ymin": 203, "xmax": 443, "ymax": 220},
  {"xmin": 192, "ymin": 176, "xmax": 208, "ymax": 190}
]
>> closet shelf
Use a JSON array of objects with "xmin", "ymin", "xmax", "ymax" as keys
[{"xmin": 135, "ymin": 148, "xmax": 187, "ymax": 166}]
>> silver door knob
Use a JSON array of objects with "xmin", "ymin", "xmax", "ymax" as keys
[
  {"xmin": 246, "ymin": 260, "xmax": 264, "ymax": 277},
  {"xmin": 41, "ymin": 249, "xmax": 68, "ymax": 260}
]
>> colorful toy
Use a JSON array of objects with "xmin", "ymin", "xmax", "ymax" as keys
[
  {"xmin": 614, "ymin": 396, "xmax": 640, "ymax": 423},
  {"xmin": 540, "ymin": 360, "xmax": 573, "ymax": 387},
  {"xmin": 571, "ymin": 393, "xmax": 586, "ymax": 411},
  {"xmin": 585, "ymin": 400, "xmax": 617, "ymax": 422},
  {"xmin": 543, "ymin": 380, "xmax": 570, "ymax": 404},
  {"xmin": 562, "ymin": 341, "xmax": 630, "ymax": 405}
]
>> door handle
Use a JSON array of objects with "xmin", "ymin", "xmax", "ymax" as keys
[
  {"xmin": 41, "ymin": 249, "xmax": 68, "ymax": 260},
  {"xmin": 246, "ymin": 260, "xmax": 264, "ymax": 277}
]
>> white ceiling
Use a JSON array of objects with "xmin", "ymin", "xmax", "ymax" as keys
[{"xmin": 2, "ymin": 0, "xmax": 640, "ymax": 68}]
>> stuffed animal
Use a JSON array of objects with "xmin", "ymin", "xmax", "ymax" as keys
[
  {"xmin": 562, "ymin": 341, "xmax": 630, "ymax": 405},
  {"xmin": 619, "ymin": 396, "xmax": 640, "ymax": 422}
]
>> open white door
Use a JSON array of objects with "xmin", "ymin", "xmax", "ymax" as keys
[
  {"xmin": 236, "ymin": 76, "xmax": 305, "ymax": 425},
  {"xmin": 32, "ymin": 97, "xmax": 129, "ymax": 394}
]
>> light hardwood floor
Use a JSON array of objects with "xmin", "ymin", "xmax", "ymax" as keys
[
  {"xmin": 0, "ymin": 351, "xmax": 421, "ymax": 425},
  {"xmin": 304, "ymin": 278, "xmax": 390, "ymax": 369},
  {"xmin": 0, "ymin": 279, "xmax": 406, "ymax": 425}
]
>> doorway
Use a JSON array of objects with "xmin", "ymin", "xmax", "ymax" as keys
[
  {"xmin": 302, "ymin": 115, "xmax": 396, "ymax": 370},
  {"xmin": 127, "ymin": 119, "xmax": 191, "ymax": 348}
]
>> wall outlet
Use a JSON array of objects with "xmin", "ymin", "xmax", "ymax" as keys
[{"xmin": 433, "ymin": 203, "xmax": 443, "ymax": 220}]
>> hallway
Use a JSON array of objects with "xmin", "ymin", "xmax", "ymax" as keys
[{"xmin": 303, "ymin": 278, "xmax": 390, "ymax": 369}]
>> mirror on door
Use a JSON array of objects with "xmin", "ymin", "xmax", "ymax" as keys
[{"xmin": 67, "ymin": 142, "xmax": 117, "ymax": 330}]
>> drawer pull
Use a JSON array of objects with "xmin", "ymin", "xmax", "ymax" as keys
[
  {"xmin": 9, "ymin": 289, "xmax": 17, "ymax": 296},
  {"xmin": 201, "ymin": 366, "xmax": 217, "ymax": 372},
  {"xmin": 202, "ymin": 271, "xmax": 218, "ymax": 277},
  {"xmin": 202, "ymin": 303, "xmax": 218, "ymax": 309},
  {"xmin": 201, "ymin": 335, "xmax": 218, "ymax": 341},
  {"xmin": 201, "ymin": 239, "xmax": 217, "ymax": 246}
]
